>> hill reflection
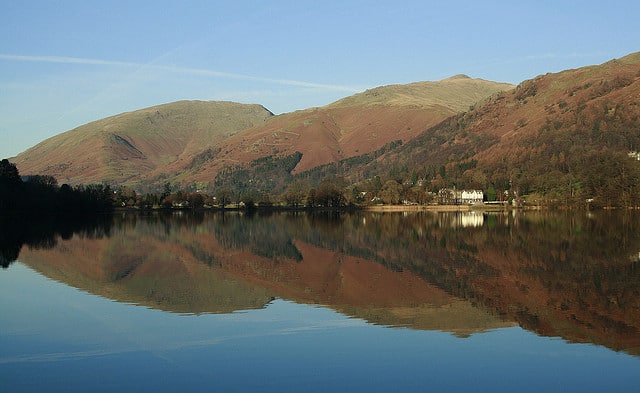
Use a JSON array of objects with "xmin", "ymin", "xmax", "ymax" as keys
[{"xmin": 5, "ymin": 210, "xmax": 640, "ymax": 354}]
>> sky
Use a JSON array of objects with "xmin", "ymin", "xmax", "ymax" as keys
[{"xmin": 1, "ymin": 1, "xmax": 639, "ymax": 159}]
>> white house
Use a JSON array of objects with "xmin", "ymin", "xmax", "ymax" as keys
[
  {"xmin": 438, "ymin": 188, "xmax": 484, "ymax": 205},
  {"xmin": 460, "ymin": 190, "xmax": 484, "ymax": 204}
]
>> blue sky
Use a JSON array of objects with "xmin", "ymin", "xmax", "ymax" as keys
[{"xmin": 1, "ymin": 1, "xmax": 639, "ymax": 159}]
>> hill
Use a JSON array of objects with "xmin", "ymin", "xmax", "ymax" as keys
[
  {"xmin": 180, "ymin": 76, "xmax": 512, "ymax": 179},
  {"xmin": 12, "ymin": 101, "xmax": 274, "ymax": 187},
  {"xmin": 11, "ymin": 77, "xmax": 512, "ymax": 192},
  {"xmin": 319, "ymin": 52, "xmax": 640, "ymax": 207}
]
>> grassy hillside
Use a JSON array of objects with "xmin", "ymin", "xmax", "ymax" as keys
[
  {"xmin": 12, "ymin": 77, "xmax": 512, "ymax": 192},
  {"xmin": 327, "ymin": 74, "xmax": 513, "ymax": 112},
  {"xmin": 198, "ymin": 76, "xmax": 513, "ymax": 173},
  {"xmin": 13, "ymin": 101, "xmax": 273, "ymax": 186},
  {"xmin": 182, "ymin": 76, "xmax": 512, "ymax": 195}
]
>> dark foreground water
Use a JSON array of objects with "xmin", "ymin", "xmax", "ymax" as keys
[{"xmin": 1, "ymin": 210, "xmax": 639, "ymax": 392}]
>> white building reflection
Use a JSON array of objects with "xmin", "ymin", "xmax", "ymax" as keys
[{"xmin": 440, "ymin": 211, "xmax": 485, "ymax": 228}]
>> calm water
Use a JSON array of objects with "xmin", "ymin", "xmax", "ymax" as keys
[{"xmin": 1, "ymin": 210, "xmax": 639, "ymax": 392}]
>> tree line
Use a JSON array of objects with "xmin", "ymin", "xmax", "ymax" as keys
[
  {"xmin": 6, "ymin": 128, "xmax": 640, "ymax": 212},
  {"xmin": 0, "ymin": 159, "xmax": 113, "ymax": 213}
]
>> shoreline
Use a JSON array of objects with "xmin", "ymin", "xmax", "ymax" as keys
[
  {"xmin": 113, "ymin": 203, "xmax": 515, "ymax": 214},
  {"xmin": 363, "ymin": 204, "xmax": 510, "ymax": 212}
]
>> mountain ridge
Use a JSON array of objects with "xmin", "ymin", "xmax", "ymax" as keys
[
  {"xmin": 12, "ymin": 75, "xmax": 513, "ymax": 190},
  {"xmin": 9, "ymin": 51, "xmax": 640, "ymax": 207}
]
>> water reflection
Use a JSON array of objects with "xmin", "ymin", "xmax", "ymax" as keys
[
  {"xmin": 0, "ymin": 213, "xmax": 112, "ymax": 268},
  {"xmin": 4, "ymin": 209, "xmax": 640, "ymax": 355}
]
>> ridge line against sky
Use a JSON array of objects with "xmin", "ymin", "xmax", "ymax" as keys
[{"xmin": 1, "ymin": 1, "xmax": 639, "ymax": 159}]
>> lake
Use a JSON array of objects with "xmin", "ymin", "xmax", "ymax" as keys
[{"xmin": 1, "ymin": 210, "xmax": 639, "ymax": 392}]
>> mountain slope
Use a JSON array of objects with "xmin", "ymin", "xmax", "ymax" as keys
[
  {"xmin": 12, "ymin": 77, "xmax": 512, "ymax": 191},
  {"xmin": 361, "ymin": 52, "xmax": 640, "ymax": 206},
  {"xmin": 187, "ymin": 76, "xmax": 513, "ymax": 178},
  {"xmin": 13, "ymin": 101, "xmax": 273, "ymax": 186}
]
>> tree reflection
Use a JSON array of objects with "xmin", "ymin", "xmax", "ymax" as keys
[{"xmin": 0, "ymin": 213, "xmax": 114, "ymax": 268}]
